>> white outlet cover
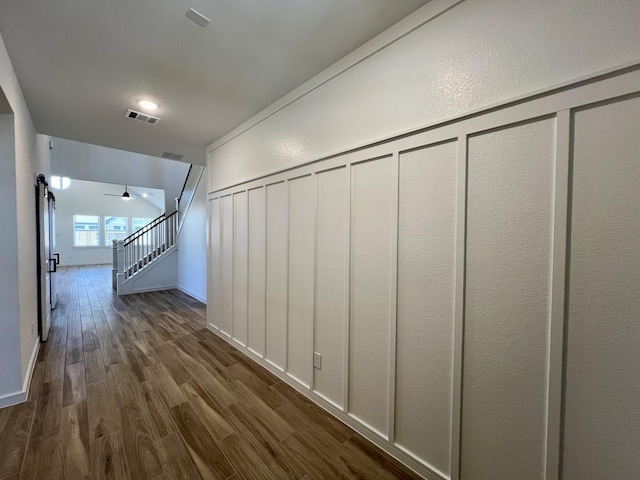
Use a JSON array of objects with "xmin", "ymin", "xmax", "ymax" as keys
[{"xmin": 313, "ymin": 352, "xmax": 322, "ymax": 370}]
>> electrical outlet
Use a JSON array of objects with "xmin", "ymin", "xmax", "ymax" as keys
[{"xmin": 313, "ymin": 352, "xmax": 322, "ymax": 370}]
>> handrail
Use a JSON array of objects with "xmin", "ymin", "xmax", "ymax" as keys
[
  {"xmin": 176, "ymin": 164, "xmax": 205, "ymax": 235},
  {"xmin": 177, "ymin": 164, "xmax": 193, "ymax": 204},
  {"xmin": 123, "ymin": 212, "xmax": 166, "ymax": 245},
  {"xmin": 124, "ymin": 212, "xmax": 178, "ymax": 247},
  {"xmin": 124, "ymin": 211, "xmax": 176, "ymax": 247}
]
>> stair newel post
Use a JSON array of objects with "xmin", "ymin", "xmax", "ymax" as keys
[
  {"xmin": 112, "ymin": 239, "xmax": 118, "ymax": 290},
  {"xmin": 116, "ymin": 240, "xmax": 125, "ymax": 291}
]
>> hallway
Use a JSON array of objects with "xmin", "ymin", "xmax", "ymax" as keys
[{"xmin": 0, "ymin": 265, "xmax": 419, "ymax": 480}]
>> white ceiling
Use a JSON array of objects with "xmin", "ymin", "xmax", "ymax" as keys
[{"xmin": 0, "ymin": 0, "xmax": 429, "ymax": 166}]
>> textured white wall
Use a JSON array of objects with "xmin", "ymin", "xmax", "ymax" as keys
[
  {"xmin": 232, "ymin": 190, "xmax": 248, "ymax": 342},
  {"xmin": 350, "ymin": 157, "xmax": 394, "ymax": 437},
  {"xmin": 53, "ymin": 179, "xmax": 162, "ymax": 266},
  {"xmin": 0, "ymin": 113, "xmax": 21, "ymax": 396},
  {"xmin": 0, "ymin": 33, "xmax": 52, "ymax": 402},
  {"xmin": 208, "ymin": 0, "xmax": 640, "ymax": 190},
  {"xmin": 220, "ymin": 194, "xmax": 234, "ymax": 337},
  {"xmin": 396, "ymin": 141, "xmax": 457, "ymax": 475},
  {"xmin": 206, "ymin": 77, "xmax": 640, "ymax": 477},
  {"xmin": 314, "ymin": 167, "xmax": 348, "ymax": 408},
  {"xmin": 177, "ymin": 167, "xmax": 207, "ymax": 303},
  {"xmin": 205, "ymin": 2, "xmax": 640, "ymax": 478},
  {"xmin": 247, "ymin": 187, "xmax": 266, "ymax": 355},
  {"xmin": 287, "ymin": 175, "xmax": 314, "ymax": 387},
  {"xmin": 563, "ymin": 97, "xmax": 640, "ymax": 480},
  {"xmin": 462, "ymin": 119, "xmax": 554, "ymax": 479},
  {"xmin": 265, "ymin": 182, "xmax": 288, "ymax": 370}
]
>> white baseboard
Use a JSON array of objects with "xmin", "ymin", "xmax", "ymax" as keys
[
  {"xmin": 205, "ymin": 324, "xmax": 442, "ymax": 480},
  {"xmin": 0, "ymin": 338, "xmax": 40, "ymax": 409},
  {"xmin": 177, "ymin": 285, "xmax": 206, "ymax": 304},
  {"xmin": 130, "ymin": 284, "xmax": 178, "ymax": 294}
]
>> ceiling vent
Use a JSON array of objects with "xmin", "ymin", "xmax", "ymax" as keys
[
  {"xmin": 159, "ymin": 151, "xmax": 184, "ymax": 161},
  {"xmin": 186, "ymin": 8, "xmax": 211, "ymax": 27},
  {"xmin": 125, "ymin": 109, "xmax": 160, "ymax": 124}
]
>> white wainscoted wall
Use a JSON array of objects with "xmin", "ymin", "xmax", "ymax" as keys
[
  {"xmin": 206, "ymin": 2, "xmax": 640, "ymax": 479},
  {"xmin": 207, "ymin": 69, "xmax": 640, "ymax": 479}
]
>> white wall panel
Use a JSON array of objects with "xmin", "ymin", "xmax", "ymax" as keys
[
  {"xmin": 563, "ymin": 97, "xmax": 640, "ymax": 480},
  {"xmin": 233, "ymin": 191, "xmax": 248, "ymax": 346},
  {"xmin": 209, "ymin": 198, "xmax": 221, "ymax": 329},
  {"xmin": 350, "ymin": 156, "xmax": 394, "ymax": 437},
  {"xmin": 314, "ymin": 167, "xmax": 348, "ymax": 407},
  {"xmin": 247, "ymin": 187, "xmax": 266, "ymax": 356},
  {"xmin": 461, "ymin": 119, "xmax": 554, "ymax": 479},
  {"xmin": 265, "ymin": 182, "xmax": 288, "ymax": 370},
  {"xmin": 221, "ymin": 195, "xmax": 234, "ymax": 336},
  {"xmin": 287, "ymin": 175, "xmax": 314, "ymax": 386},
  {"xmin": 396, "ymin": 141, "xmax": 457, "ymax": 474}
]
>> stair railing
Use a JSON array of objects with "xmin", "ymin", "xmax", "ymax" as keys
[{"xmin": 113, "ymin": 211, "xmax": 178, "ymax": 284}]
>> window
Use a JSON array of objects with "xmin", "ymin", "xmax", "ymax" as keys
[
  {"xmin": 132, "ymin": 217, "xmax": 153, "ymax": 232},
  {"xmin": 104, "ymin": 216, "xmax": 128, "ymax": 245},
  {"xmin": 50, "ymin": 175, "xmax": 71, "ymax": 190},
  {"xmin": 73, "ymin": 215, "xmax": 100, "ymax": 247}
]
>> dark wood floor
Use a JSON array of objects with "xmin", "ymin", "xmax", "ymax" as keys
[{"xmin": 0, "ymin": 265, "xmax": 421, "ymax": 480}]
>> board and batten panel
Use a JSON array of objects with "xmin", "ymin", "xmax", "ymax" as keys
[
  {"xmin": 247, "ymin": 187, "xmax": 266, "ymax": 356},
  {"xmin": 287, "ymin": 175, "xmax": 314, "ymax": 387},
  {"xmin": 350, "ymin": 156, "xmax": 394, "ymax": 437},
  {"xmin": 314, "ymin": 167, "xmax": 348, "ymax": 407},
  {"xmin": 209, "ymin": 198, "xmax": 221, "ymax": 329},
  {"xmin": 265, "ymin": 182, "xmax": 289, "ymax": 370},
  {"xmin": 562, "ymin": 97, "xmax": 640, "ymax": 480},
  {"xmin": 221, "ymin": 195, "xmax": 234, "ymax": 337},
  {"xmin": 396, "ymin": 141, "xmax": 457, "ymax": 475},
  {"xmin": 461, "ymin": 119, "xmax": 554, "ymax": 479},
  {"xmin": 233, "ymin": 191, "xmax": 249, "ymax": 346}
]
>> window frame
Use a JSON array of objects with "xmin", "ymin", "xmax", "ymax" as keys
[{"xmin": 72, "ymin": 214, "xmax": 101, "ymax": 248}]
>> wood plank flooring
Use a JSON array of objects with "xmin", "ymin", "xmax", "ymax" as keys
[{"xmin": 0, "ymin": 265, "xmax": 422, "ymax": 480}]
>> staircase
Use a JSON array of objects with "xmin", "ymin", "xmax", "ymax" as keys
[{"xmin": 112, "ymin": 164, "xmax": 204, "ymax": 295}]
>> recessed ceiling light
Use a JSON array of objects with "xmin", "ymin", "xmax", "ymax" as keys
[
  {"xmin": 142, "ymin": 193, "xmax": 148, "ymax": 198},
  {"xmin": 138, "ymin": 100, "xmax": 159, "ymax": 111}
]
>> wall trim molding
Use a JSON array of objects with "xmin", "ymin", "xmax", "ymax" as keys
[
  {"xmin": 0, "ymin": 337, "xmax": 40, "ymax": 409},
  {"xmin": 206, "ymin": 323, "xmax": 443, "ymax": 480},
  {"xmin": 207, "ymin": 60, "xmax": 640, "ymax": 195}
]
